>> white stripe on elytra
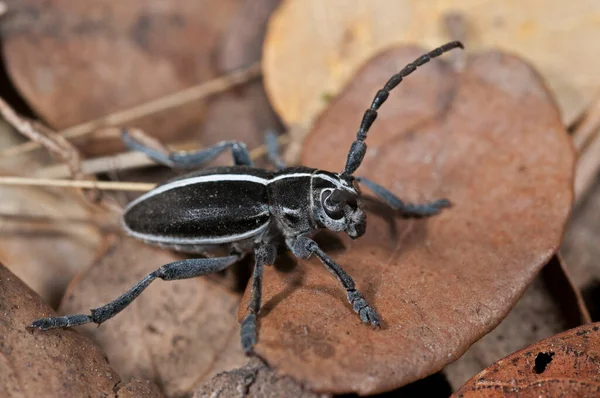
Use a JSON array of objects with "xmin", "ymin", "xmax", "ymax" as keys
[
  {"xmin": 124, "ymin": 174, "xmax": 270, "ymax": 211},
  {"xmin": 121, "ymin": 219, "xmax": 271, "ymax": 245},
  {"xmin": 126, "ymin": 172, "xmax": 356, "ymax": 211}
]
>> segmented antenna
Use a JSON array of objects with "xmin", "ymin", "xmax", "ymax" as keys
[{"xmin": 342, "ymin": 41, "xmax": 464, "ymax": 175}]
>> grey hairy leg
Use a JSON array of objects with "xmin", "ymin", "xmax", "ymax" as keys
[
  {"xmin": 29, "ymin": 255, "xmax": 240, "ymax": 330},
  {"xmin": 240, "ymin": 244, "xmax": 277, "ymax": 354},
  {"xmin": 122, "ymin": 129, "xmax": 252, "ymax": 168},
  {"xmin": 356, "ymin": 176, "xmax": 451, "ymax": 218},
  {"xmin": 265, "ymin": 130, "xmax": 286, "ymax": 171},
  {"xmin": 289, "ymin": 236, "xmax": 380, "ymax": 326}
]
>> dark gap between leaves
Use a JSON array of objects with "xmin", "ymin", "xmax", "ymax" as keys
[
  {"xmin": 0, "ymin": 41, "xmax": 37, "ymax": 118},
  {"xmin": 581, "ymin": 278, "xmax": 600, "ymax": 322}
]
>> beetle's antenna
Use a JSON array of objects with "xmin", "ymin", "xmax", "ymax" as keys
[{"xmin": 342, "ymin": 41, "xmax": 464, "ymax": 176}]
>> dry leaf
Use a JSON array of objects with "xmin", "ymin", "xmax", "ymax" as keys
[
  {"xmin": 0, "ymin": 263, "xmax": 120, "ymax": 397},
  {"xmin": 0, "ymin": 0, "xmax": 243, "ymax": 154},
  {"xmin": 241, "ymin": 47, "xmax": 573, "ymax": 394},
  {"xmin": 117, "ymin": 379, "xmax": 164, "ymax": 398},
  {"xmin": 59, "ymin": 236, "xmax": 247, "ymax": 397},
  {"xmin": 0, "ymin": 177, "xmax": 104, "ymax": 307},
  {"xmin": 264, "ymin": 0, "xmax": 599, "ymax": 131},
  {"xmin": 444, "ymin": 256, "xmax": 591, "ymax": 389},
  {"xmin": 193, "ymin": 358, "xmax": 329, "ymax": 398},
  {"xmin": 452, "ymin": 323, "xmax": 600, "ymax": 397}
]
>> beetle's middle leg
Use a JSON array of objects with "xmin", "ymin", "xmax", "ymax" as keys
[
  {"xmin": 356, "ymin": 176, "xmax": 451, "ymax": 218},
  {"xmin": 122, "ymin": 129, "xmax": 252, "ymax": 168},
  {"xmin": 289, "ymin": 237, "xmax": 380, "ymax": 327},
  {"xmin": 29, "ymin": 255, "xmax": 240, "ymax": 331},
  {"xmin": 240, "ymin": 243, "xmax": 277, "ymax": 354}
]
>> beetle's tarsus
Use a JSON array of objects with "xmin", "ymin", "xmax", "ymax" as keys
[
  {"xmin": 29, "ymin": 314, "xmax": 93, "ymax": 330},
  {"xmin": 348, "ymin": 289, "xmax": 380, "ymax": 327},
  {"xmin": 241, "ymin": 313, "xmax": 257, "ymax": 354}
]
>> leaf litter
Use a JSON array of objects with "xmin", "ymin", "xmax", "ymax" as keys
[
  {"xmin": 58, "ymin": 236, "xmax": 248, "ymax": 397},
  {"xmin": 453, "ymin": 322, "xmax": 600, "ymax": 397},
  {"xmin": 241, "ymin": 46, "xmax": 574, "ymax": 394},
  {"xmin": 0, "ymin": 263, "xmax": 120, "ymax": 397}
]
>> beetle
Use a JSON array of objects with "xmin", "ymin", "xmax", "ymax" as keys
[{"xmin": 29, "ymin": 41, "xmax": 463, "ymax": 354}]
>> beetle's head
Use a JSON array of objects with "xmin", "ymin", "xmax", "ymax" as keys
[{"xmin": 313, "ymin": 172, "xmax": 366, "ymax": 239}]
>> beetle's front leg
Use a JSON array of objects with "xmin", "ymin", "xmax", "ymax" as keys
[
  {"xmin": 289, "ymin": 237, "xmax": 380, "ymax": 327},
  {"xmin": 240, "ymin": 244, "xmax": 277, "ymax": 354},
  {"xmin": 356, "ymin": 176, "xmax": 451, "ymax": 218},
  {"xmin": 122, "ymin": 129, "xmax": 252, "ymax": 168}
]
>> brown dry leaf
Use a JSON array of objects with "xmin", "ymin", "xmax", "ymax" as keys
[
  {"xmin": 241, "ymin": 47, "xmax": 573, "ymax": 394},
  {"xmin": 117, "ymin": 379, "xmax": 164, "ymax": 398},
  {"xmin": 264, "ymin": 0, "xmax": 600, "ymax": 132},
  {"xmin": 193, "ymin": 358, "xmax": 329, "ymax": 398},
  {"xmin": 452, "ymin": 323, "xmax": 600, "ymax": 397},
  {"xmin": 59, "ymin": 236, "xmax": 247, "ymax": 397},
  {"xmin": 0, "ymin": 0, "xmax": 243, "ymax": 154},
  {"xmin": 0, "ymin": 263, "xmax": 120, "ymax": 397},
  {"xmin": 0, "ymin": 184, "xmax": 104, "ymax": 307},
  {"xmin": 444, "ymin": 256, "xmax": 591, "ymax": 389}
]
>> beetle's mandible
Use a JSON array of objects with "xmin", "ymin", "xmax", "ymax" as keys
[{"xmin": 29, "ymin": 42, "xmax": 464, "ymax": 354}]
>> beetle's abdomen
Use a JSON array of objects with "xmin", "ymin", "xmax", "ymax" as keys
[{"xmin": 122, "ymin": 176, "xmax": 270, "ymax": 245}]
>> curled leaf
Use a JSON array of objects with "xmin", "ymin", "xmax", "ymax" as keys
[
  {"xmin": 241, "ymin": 47, "xmax": 574, "ymax": 394},
  {"xmin": 0, "ymin": 263, "xmax": 120, "ymax": 397},
  {"xmin": 452, "ymin": 323, "xmax": 600, "ymax": 397},
  {"xmin": 264, "ymin": 0, "xmax": 600, "ymax": 131}
]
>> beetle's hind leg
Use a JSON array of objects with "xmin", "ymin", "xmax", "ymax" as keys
[
  {"xmin": 122, "ymin": 129, "xmax": 252, "ymax": 168},
  {"xmin": 356, "ymin": 176, "xmax": 451, "ymax": 218},
  {"xmin": 289, "ymin": 237, "xmax": 380, "ymax": 327},
  {"xmin": 265, "ymin": 130, "xmax": 286, "ymax": 171},
  {"xmin": 29, "ymin": 255, "xmax": 240, "ymax": 331},
  {"xmin": 240, "ymin": 244, "xmax": 277, "ymax": 354}
]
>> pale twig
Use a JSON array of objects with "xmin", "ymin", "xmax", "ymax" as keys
[
  {"xmin": 35, "ymin": 135, "xmax": 290, "ymax": 179},
  {"xmin": 1, "ymin": 62, "xmax": 262, "ymax": 157},
  {"xmin": 0, "ymin": 176, "xmax": 155, "ymax": 191},
  {"xmin": 2, "ymin": 134, "xmax": 289, "ymax": 192},
  {"xmin": 0, "ymin": 97, "xmax": 84, "ymax": 179}
]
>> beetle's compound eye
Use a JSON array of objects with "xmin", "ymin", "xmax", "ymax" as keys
[{"xmin": 321, "ymin": 189, "xmax": 345, "ymax": 220}]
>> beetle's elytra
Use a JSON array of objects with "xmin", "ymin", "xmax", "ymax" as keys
[{"xmin": 29, "ymin": 41, "xmax": 464, "ymax": 354}]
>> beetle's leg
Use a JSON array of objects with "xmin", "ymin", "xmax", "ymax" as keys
[
  {"xmin": 122, "ymin": 129, "xmax": 252, "ymax": 168},
  {"xmin": 356, "ymin": 176, "xmax": 451, "ymax": 218},
  {"xmin": 29, "ymin": 255, "xmax": 240, "ymax": 331},
  {"xmin": 240, "ymin": 244, "xmax": 277, "ymax": 354},
  {"xmin": 265, "ymin": 130, "xmax": 286, "ymax": 171},
  {"xmin": 289, "ymin": 237, "xmax": 380, "ymax": 327}
]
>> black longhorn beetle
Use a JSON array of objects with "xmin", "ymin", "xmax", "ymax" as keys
[{"xmin": 29, "ymin": 41, "xmax": 463, "ymax": 354}]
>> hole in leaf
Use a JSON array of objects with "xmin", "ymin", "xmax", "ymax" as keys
[{"xmin": 533, "ymin": 351, "xmax": 555, "ymax": 374}]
